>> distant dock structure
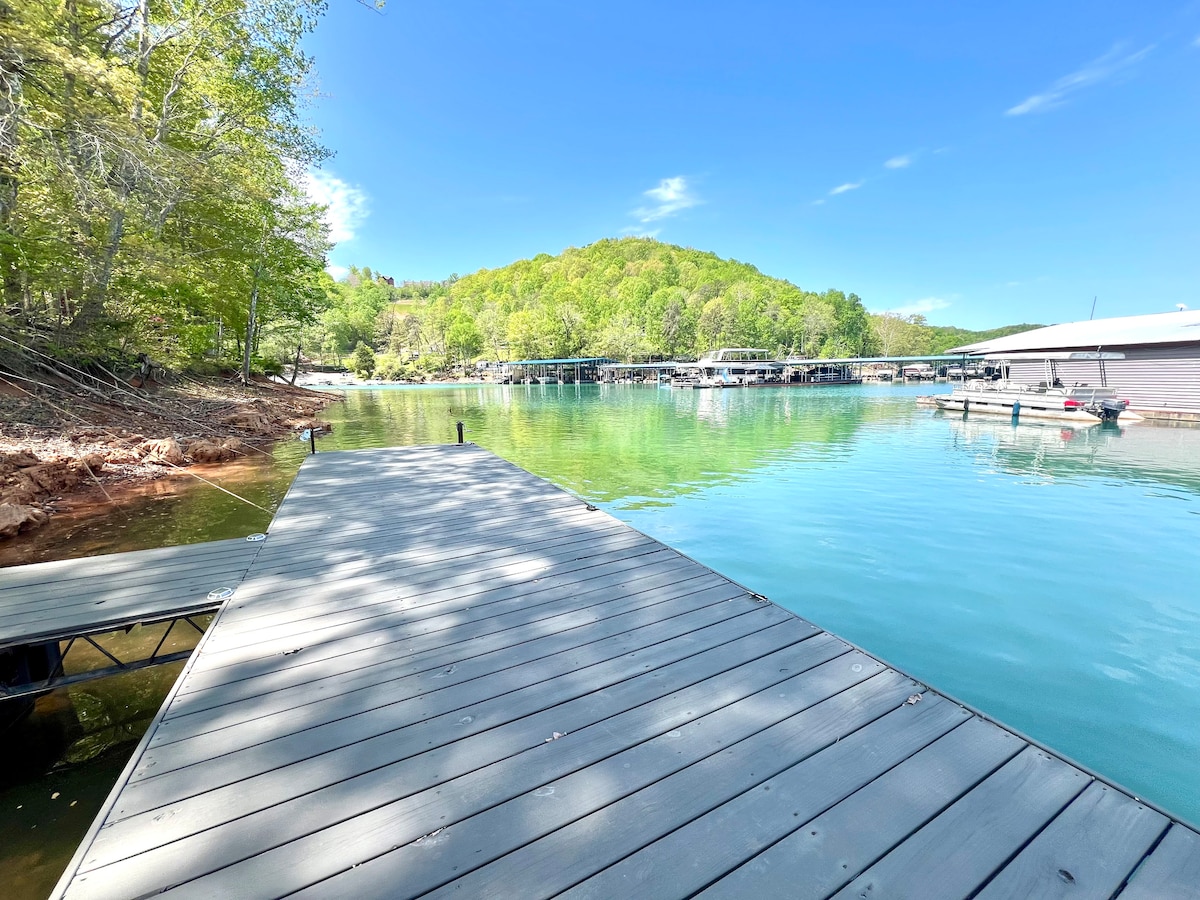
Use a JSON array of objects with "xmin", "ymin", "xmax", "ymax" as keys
[
  {"xmin": 41, "ymin": 444, "xmax": 1200, "ymax": 898},
  {"xmin": 950, "ymin": 310, "xmax": 1200, "ymax": 422}
]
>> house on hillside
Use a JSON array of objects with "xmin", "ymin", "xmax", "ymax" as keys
[{"xmin": 949, "ymin": 310, "xmax": 1200, "ymax": 421}]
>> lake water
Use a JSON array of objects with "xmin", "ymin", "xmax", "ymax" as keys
[{"xmin": 4, "ymin": 381, "xmax": 1200, "ymax": 895}]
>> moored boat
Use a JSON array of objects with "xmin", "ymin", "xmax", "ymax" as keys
[
  {"xmin": 930, "ymin": 352, "xmax": 1135, "ymax": 423},
  {"xmin": 934, "ymin": 379, "xmax": 1128, "ymax": 423}
]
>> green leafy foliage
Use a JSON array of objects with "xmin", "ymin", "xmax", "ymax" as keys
[
  {"xmin": 350, "ymin": 340, "xmax": 376, "ymax": 378},
  {"xmin": 0, "ymin": 0, "xmax": 331, "ymax": 372},
  {"xmin": 315, "ymin": 238, "xmax": 877, "ymax": 366},
  {"xmin": 869, "ymin": 314, "xmax": 1044, "ymax": 357},
  {"xmin": 312, "ymin": 239, "xmax": 1040, "ymax": 374}
]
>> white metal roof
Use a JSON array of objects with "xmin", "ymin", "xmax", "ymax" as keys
[{"xmin": 949, "ymin": 310, "xmax": 1200, "ymax": 355}]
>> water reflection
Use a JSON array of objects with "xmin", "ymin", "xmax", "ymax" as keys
[
  {"xmin": 314, "ymin": 384, "xmax": 901, "ymax": 509},
  {"xmin": 942, "ymin": 413, "xmax": 1200, "ymax": 496},
  {"xmin": 2, "ymin": 383, "xmax": 1199, "ymax": 898}
]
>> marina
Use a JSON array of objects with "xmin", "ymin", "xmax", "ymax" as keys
[{"xmin": 38, "ymin": 444, "xmax": 1200, "ymax": 897}]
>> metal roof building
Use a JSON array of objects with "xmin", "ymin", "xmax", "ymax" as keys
[{"xmin": 949, "ymin": 311, "xmax": 1200, "ymax": 421}]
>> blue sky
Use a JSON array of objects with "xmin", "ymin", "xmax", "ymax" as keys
[{"xmin": 301, "ymin": 1, "xmax": 1200, "ymax": 330}]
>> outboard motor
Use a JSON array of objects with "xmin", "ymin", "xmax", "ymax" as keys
[
  {"xmin": 1087, "ymin": 398, "xmax": 1128, "ymax": 421},
  {"xmin": 1098, "ymin": 398, "xmax": 1128, "ymax": 421}
]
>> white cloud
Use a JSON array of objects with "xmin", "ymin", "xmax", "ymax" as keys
[
  {"xmin": 325, "ymin": 264, "xmax": 349, "ymax": 281},
  {"xmin": 829, "ymin": 181, "xmax": 864, "ymax": 195},
  {"xmin": 884, "ymin": 156, "xmax": 911, "ymax": 169},
  {"xmin": 633, "ymin": 176, "xmax": 700, "ymax": 223},
  {"xmin": 301, "ymin": 169, "xmax": 368, "ymax": 244},
  {"xmin": 1006, "ymin": 44, "xmax": 1154, "ymax": 116},
  {"xmin": 810, "ymin": 198, "xmax": 826, "ymax": 206},
  {"xmin": 889, "ymin": 296, "xmax": 952, "ymax": 317}
]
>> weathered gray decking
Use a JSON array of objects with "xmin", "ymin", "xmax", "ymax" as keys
[
  {"xmin": 53, "ymin": 444, "xmax": 1200, "ymax": 898},
  {"xmin": 0, "ymin": 537, "xmax": 262, "ymax": 649}
]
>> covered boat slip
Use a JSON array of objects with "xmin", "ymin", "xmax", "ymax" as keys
[{"xmin": 54, "ymin": 445, "xmax": 1200, "ymax": 898}]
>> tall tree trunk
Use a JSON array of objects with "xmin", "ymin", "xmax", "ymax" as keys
[
  {"xmin": 289, "ymin": 343, "xmax": 301, "ymax": 385},
  {"xmin": 77, "ymin": 0, "xmax": 152, "ymax": 326},
  {"xmin": 0, "ymin": 1, "xmax": 23, "ymax": 307},
  {"xmin": 241, "ymin": 263, "xmax": 260, "ymax": 384}
]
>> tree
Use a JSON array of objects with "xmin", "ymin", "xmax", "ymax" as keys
[
  {"xmin": 305, "ymin": 238, "xmax": 926, "ymax": 368},
  {"xmin": 871, "ymin": 313, "xmax": 915, "ymax": 357},
  {"xmin": 351, "ymin": 341, "xmax": 376, "ymax": 378},
  {"xmin": 445, "ymin": 313, "xmax": 483, "ymax": 366},
  {"xmin": 0, "ymin": 0, "xmax": 330, "ymax": 371}
]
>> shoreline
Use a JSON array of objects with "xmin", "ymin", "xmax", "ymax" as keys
[{"xmin": 0, "ymin": 376, "xmax": 336, "ymax": 545}]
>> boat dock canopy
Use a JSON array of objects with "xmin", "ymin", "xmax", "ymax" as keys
[
  {"xmin": 949, "ymin": 310, "xmax": 1200, "ymax": 355},
  {"xmin": 599, "ymin": 362, "xmax": 683, "ymax": 370},
  {"xmin": 504, "ymin": 356, "xmax": 613, "ymax": 366},
  {"xmin": 778, "ymin": 354, "xmax": 969, "ymax": 365},
  {"xmin": 54, "ymin": 445, "xmax": 1200, "ymax": 898}
]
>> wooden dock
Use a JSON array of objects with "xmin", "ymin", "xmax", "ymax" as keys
[
  {"xmin": 51, "ymin": 444, "xmax": 1200, "ymax": 898},
  {"xmin": 0, "ymin": 537, "xmax": 262, "ymax": 649}
]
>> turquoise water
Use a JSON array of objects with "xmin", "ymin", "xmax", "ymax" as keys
[
  {"xmin": 3, "ymin": 381, "xmax": 1199, "ymax": 896},
  {"xmin": 299, "ymin": 382, "xmax": 1200, "ymax": 825}
]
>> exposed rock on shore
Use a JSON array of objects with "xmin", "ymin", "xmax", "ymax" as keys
[{"xmin": 0, "ymin": 376, "xmax": 336, "ymax": 541}]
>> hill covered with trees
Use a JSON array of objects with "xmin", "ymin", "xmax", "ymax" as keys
[{"xmin": 313, "ymin": 239, "xmax": 1041, "ymax": 378}]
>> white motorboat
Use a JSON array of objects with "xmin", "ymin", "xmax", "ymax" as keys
[{"xmin": 902, "ymin": 363, "xmax": 935, "ymax": 381}]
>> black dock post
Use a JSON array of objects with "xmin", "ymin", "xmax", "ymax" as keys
[{"xmin": 456, "ymin": 421, "xmax": 464, "ymax": 444}]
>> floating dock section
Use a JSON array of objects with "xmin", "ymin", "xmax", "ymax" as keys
[
  {"xmin": 1, "ymin": 537, "xmax": 262, "ymax": 698},
  {"xmin": 52, "ymin": 445, "xmax": 1200, "ymax": 898}
]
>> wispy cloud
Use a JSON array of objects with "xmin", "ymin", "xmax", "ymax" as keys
[
  {"xmin": 633, "ymin": 176, "xmax": 700, "ymax": 223},
  {"xmin": 326, "ymin": 264, "xmax": 349, "ymax": 281},
  {"xmin": 1006, "ymin": 44, "xmax": 1154, "ymax": 116},
  {"xmin": 829, "ymin": 181, "xmax": 864, "ymax": 195},
  {"xmin": 302, "ymin": 169, "xmax": 368, "ymax": 244},
  {"xmin": 890, "ymin": 296, "xmax": 952, "ymax": 317},
  {"xmin": 884, "ymin": 156, "xmax": 911, "ymax": 169},
  {"xmin": 1193, "ymin": 34, "xmax": 1200, "ymax": 48}
]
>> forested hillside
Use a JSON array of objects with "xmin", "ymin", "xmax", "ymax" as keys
[
  {"xmin": 320, "ymin": 238, "xmax": 877, "ymax": 377},
  {"xmin": 314, "ymin": 239, "xmax": 1041, "ymax": 378}
]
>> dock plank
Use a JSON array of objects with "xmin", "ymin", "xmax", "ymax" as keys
[
  {"xmin": 333, "ymin": 676, "xmax": 947, "ymax": 900},
  {"xmin": 0, "ymin": 537, "xmax": 261, "ymax": 647},
  {"xmin": 71, "ymin": 620, "xmax": 835, "ymax": 897},
  {"xmin": 543, "ymin": 697, "xmax": 968, "ymax": 900},
  {"xmin": 829, "ymin": 747, "xmax": 1090, "ymax": 900},
  {"xmin": 696, "ymin": 716, "xmax": 1025, "ymax": 900},
  {"xmin": 51, "ymin": 444, "xmax": 1200, "ymax": 900},
  {"xmin": 1119, "ymin": 825, "xmax": 1200, "ymax": 900},
  {"xmin": 975, "ymin": 781, "xmax": 1167, "ymax": 899},
  {"xmin": 115, "ymin": 612, "xmax": 806, "ymax": 820}
]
